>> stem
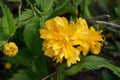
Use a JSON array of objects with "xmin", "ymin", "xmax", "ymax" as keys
[
  {"xmin": 27, "ymin": 0, "xmax": 44, "ymax": 16},
  {"xmin": 92, "ymin": 14, "xmax": 110, "ymax": 20},
  {"xmin": 33, "ymin": 6, "xmax": 44, "ymax": 16},
  {"xmin": 18, "ymin": 0, "xmax": 22, "ymax": 26},
  {"xmin": 17, "ymin": 14, "xmax": 34, "ymax": 22},
  {"xmin": 107, "ymin": 27, "xmax": 117, "ymax": 33},
  {"xmin": 42, "ymin": 72, "xmax": 56, "ymax": 80},
  {"xmin": 72, "ymin": 0, "xmax": 78, "ymax": 19},
  {"xmin": 96, "ymin": 21, "xmax": 120, "ymax": 28},
  {"xmin": 26, "ymin": 0, "xmax": 36, "ymax": 16},
  {"xmin": 41, "ymin": 67, "xmax": 66, "ymax": 80},
  {"xmin": 17, "ymin": 0, "xmax": 38, "ymax": 22}
]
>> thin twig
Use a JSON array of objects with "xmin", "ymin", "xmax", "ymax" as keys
[
  {"xmin": 17, "ymin": 0, "xmax": 22, "ymax": 26},
  {"xmin": 96, "ymin": 21, "xmax": 120, "ymax": 28},
  {"xmin": 27, "ymin": 0, "xmax": 36, "ymax": 16},
  {"xmin": 42, "ymin": 72, "xmax": 56, "ymax": 80},
  {"xmin": 103, "ymin": 46, "xmax": 115, "ymax": 50},
  {"xmin": 41, "ymin": 68, "xmax": 66, "ymax": 80},
  {"xmin": 33, "ymin": 6, "xmax": 44, "ymax": 16},
  {"xmin": 17, "ymin": 0, "xmax": 36, "ymax": 22},
  {"xmin": 17, "ymin": 14, "xmax": 34, "ymax": 22},
  {"xmin": 72, "ymin": 0, "xmax": 78, "ymax": 19},
  {"xmin": 107, "ymin": 27, "xmax": 117, "ymax": 33},
  {"xmin": 92, "ymin": 14, "xmax": 110, "ymax": 20}
]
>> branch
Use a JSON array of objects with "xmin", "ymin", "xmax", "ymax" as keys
[
  {"xmin": 17, "ymin": 14, "xmax": 34, "ymax": 22},
  {"xmin": 92, "ymin": 14, "xmax": 110, "ymax": 20},
  {"xmin": 96, "ymin": 21, "xmax": 120, "ymax": 28},
  {"xmin": 42, "ymin": 72, "xmax": 56, "ymax": 80}
]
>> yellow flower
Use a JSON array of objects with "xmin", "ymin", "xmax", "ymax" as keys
[
  {"xmin": 72, "ymin": 18, "xmax": 103, "ymax": 55},
  {"xmin": 39, "ymin": 16, "xmax": 103, "ymax": 67},
  {"xmin": 3, "ymin": 42, "xmax": 18, "ymax": 57},
  {"xmin": 72, "ymin": 18, "xmax": 89, "ymax": 56},
  {"xmin": 40, "ymin": 16, "xmax": 80, "ymax": 67},
  {"xmin": 5, "ymin": 62, "xmax": 12, "ymax": 69},
  {"xmin": 87, "ymin": 27, "xmax": 103, "ymax": 54}
]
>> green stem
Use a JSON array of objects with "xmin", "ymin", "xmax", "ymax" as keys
[
  {"xmin": 27, "ymin": 0, "xmax": 44, "ymax": 16},
  {"xmin": 33, "ymin": 7, "xmax": 44, "ymax": 16},
  {"xmin": 26, "ymin": 0, "xmax": 36, "ymax": 16},
  {"xmin": 42, "ymin": 72, "xmax": 56, "ymax": 80},
  {"xmin": 18, "ymin": 0, "xmax": 22, "ymax": 26},
  {"xmin": 17, "ymin": 0, "xmax": 35, "ymax": 23}
]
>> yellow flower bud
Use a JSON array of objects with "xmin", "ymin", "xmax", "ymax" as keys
[
  {"xmin": 5, "ymin": 62, "xmax": 12, "ymax": 69},
  {"xmin": 3, "ymin": 42, "xmax": 18, "ymax": 57}
]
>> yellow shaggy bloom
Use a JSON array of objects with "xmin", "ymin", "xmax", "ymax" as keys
[
  {"xmin": 71, "ymin": 18, "xmax": 89, "ymax": 55},
  {"xmin": 87, "ymin": 27, "xmax": 103, "ymax": 54},
  {"xmin": 39, "ymin": 16, "xmax": 103, "ymax": 67},
  {"xmin": 75, "ymin": 18, "xmax": 103, "ymax": 55},
  {"xmin": 3, "ymin": 42, "xmax": 18, "ymax": 57},
  {"xmin": 40, "ymin": 17, "xmax": 81, "ymax": 67}
]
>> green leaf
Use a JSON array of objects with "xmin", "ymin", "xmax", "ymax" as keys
[
  {"xmin": 39, "ymin": 0, "xmax": 81, "ymax": 25},
  {"xmin": 57, "ymin": 63, "xmax": 66, "ymax": 80},
  {"xmin": 20, "ymin": 56, "xmax": 48, "ymax": 80},
  {"xmin": 0, "ymin": 41, "xmax": 6, "ymax": 48},
  {"xmin": 39, "ymin": 8, "xmax": 53, "ymax": 27},
  {"xmin": 10, "ymin": 70, "xmax": 31, "ymax": 80},
  {"xmin": 5, "ymin": 48, "xmax": 35, "ymax": 66},
  {"xmin": 0, "ymin": 18, "xmax": 7, "ymax": 40},
  {"xmin": 35, "ymin": 0, "xmax": 54, "ymax": 12},
  {"xmin": 98, "ymin": 0, "xmax": 109, "ymax": 12},
  {"xmin": 75, "ymin": 0, "xmax": 82, "ymax": 6},
  {"xmin": 54, "ymin": 0, "xmax": 70, "ymax": 11},
  {"xmin": 51, "ymin": 0, "xmax": 74, "ymax": 16},
  {"xmin": 58, "ymin": 73, "xmax": 66, "ymax": 80},
  {"xmin": 5, "ymin": 48, "xmax": 48, "ymax": 80},
  {"xmin": 0, "ymin": 1, "xmax": 16, "ymax": 37},
  {"xmin": 80, "ymin": 0, "xmax": 93, "ymax": 18},
  {"xmin": 7, "ymin": 0, "xmax": 21, "ymax": 2},
  {"xmin": 65, "ymin": 55, "xmax": 120, "ymax": 77},
  {"xmin": 23, "ymin": 16, "xmax": 42, "ymax": 54},
  {"xmin": 0, "ymin": 1, "xmax": 16, "ymax": 47},
  {"xmin": 115, "ymin": 6, "xmax": 120, "ymax": 17},
  {"xmin": 102, "ymin": 71, "xmax": 115, "ymax": 80},
  {"xmin": 31, "ymin": 57, "xmax": 48, "ymax": 80},
  {"xmin": 19, "ymin": 9, "xmax": 33, "ymax": 25},
  {"xmin": 65, "ymin": 61, "xmax": 83, "ymax": 75},
  {"xmin": 35, "ymin": 0, "xmax": 54, "ymax": 25},
  {"xmin": 58, "ymin": 63, "xmax": 67, "ymax": 72}
]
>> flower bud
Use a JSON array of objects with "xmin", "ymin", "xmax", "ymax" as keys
[
  {"xmin": 5, "ymin": 62, "xmax": 12, "ymax": 69},
  {"xmin": 3, "ymin": 42, "xmax": 18, "ymax": 57}
]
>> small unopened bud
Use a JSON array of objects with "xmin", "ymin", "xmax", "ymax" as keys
[
  {"xmin": 5, "ymin": 62, "xmax": 12, "ymax": 69},
  {"xmin": 3, "ymin": 42, "xmax": 18, "ymax": 57}
]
